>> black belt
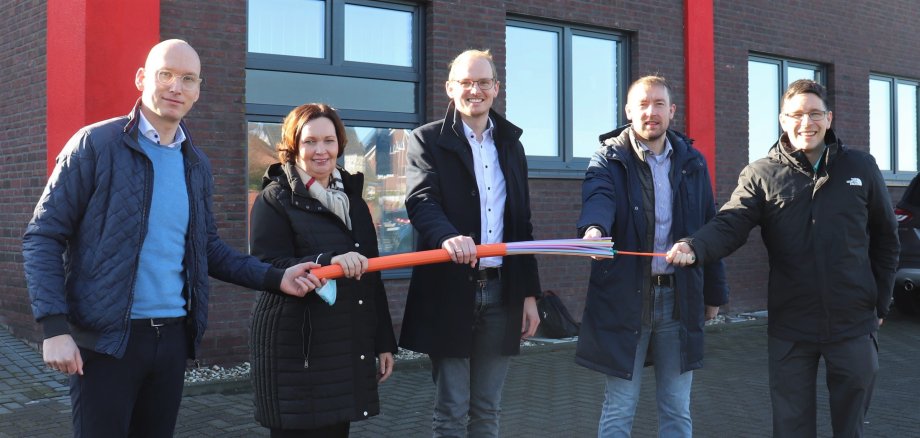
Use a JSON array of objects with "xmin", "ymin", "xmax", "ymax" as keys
[
  {"xmin": 651, "ymin": 274, "xmax": 674, "ymax": 287},
  {"xmin": 476, "ymin": 267, "xmax": 501, "ymax": 281},
  {"xmin": 131, "ymin": 317, "xmax": 186, "ymax": 327}
]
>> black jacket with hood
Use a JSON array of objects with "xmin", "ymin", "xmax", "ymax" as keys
[{"xmin": 685, "ymin": 129, "xmax": 899, "ymax": 342}]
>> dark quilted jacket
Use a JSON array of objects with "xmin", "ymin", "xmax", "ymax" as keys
[
  {"xmin": 22, "ymin": 102, "xmax": 283, "ymax": 359},
  {"xmin": 249, "ymin": 162, "xmax": 397, "ymax": 430}
]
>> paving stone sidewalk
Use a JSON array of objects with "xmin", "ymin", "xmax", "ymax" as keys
[{"xmin": 2, "ymin": 313, "xmax": 918, "ymax": 437}]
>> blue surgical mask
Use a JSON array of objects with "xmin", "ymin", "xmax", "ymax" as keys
[{"xmin": 317, "ymin": 280, "xmax": 337, "ymax": 306}]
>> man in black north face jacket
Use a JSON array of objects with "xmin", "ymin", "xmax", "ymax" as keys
[{"xmin": 668, "ymin": 79, "xmax": 899, "ymax": 437}]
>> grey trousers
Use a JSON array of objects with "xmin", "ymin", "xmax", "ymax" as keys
[
  {"xmin": 767, "ymin": 333, "xmax": 879, "ymax": 438},
  {"xmin": 429, "ymin": 278, "xmax": 510, "ymax": 438}
]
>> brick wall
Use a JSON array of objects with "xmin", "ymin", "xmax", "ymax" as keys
[
  {"xmin": 0, "ymin": 1, "xmax": 46, "ymax": 344},
  {"xmin": 160, "ymin": 0, "xmax": 254, "ymax": 364}
]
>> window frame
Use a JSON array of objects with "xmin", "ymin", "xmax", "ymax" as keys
[
  {"xmin": 506, "ymin": 18, "xmax": 629, "ymax": 178},
  {"xmin": 747, "ymin": 54, "xmax": 825, "ymax": 162},
  {"xmin": 870, "ymin": 73, "xmax": 920, "ymax": 180},
  {"xmin": 246, "ymin": 0, "xmax": 424, "ymax": 126},
  {"xmin": 246, "ymin": 0, "xmax": 424, "ymax": 278}
]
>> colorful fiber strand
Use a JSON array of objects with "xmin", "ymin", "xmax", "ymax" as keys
[{"xmin": 309, "ymin": 238, "xmax": 666, "ymax": 280}]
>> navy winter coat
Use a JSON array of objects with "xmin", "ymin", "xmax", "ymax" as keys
[
  {"xmin": 575, "ymin": 126, "xmax": 728, "ymax": 379},
  {"xmin": 22, "ymin": 102, "xmax": 283, "ymax": 359}
]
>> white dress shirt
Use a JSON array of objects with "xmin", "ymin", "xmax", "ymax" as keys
[{"xmin": 462, "ymin": 119, "xmax": 506, "ymax": 268}]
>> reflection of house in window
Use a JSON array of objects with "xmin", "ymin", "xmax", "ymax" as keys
[{"xmin": 344, "ymin": 127, "xmax": 412, "ymax": 254}]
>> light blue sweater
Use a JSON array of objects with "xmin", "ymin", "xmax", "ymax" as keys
[{"xmin": 132, "ymin": 135, "xmax": 189, "ymax": 318}]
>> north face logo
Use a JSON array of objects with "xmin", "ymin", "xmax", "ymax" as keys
[{"xmin": 846, "ymin": 177, "xmax": 863, "ymax": 186}]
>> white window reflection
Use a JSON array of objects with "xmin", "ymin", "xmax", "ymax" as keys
[
  {"xmin": 248, "ymin": 0, "xmax": 324, "ymax": 58},
  {"xmin": 572, "ymin": 35, "xmax": 618, "ymax": 158},
  {"xmin": 870, "ymin": 78, "xmax": 893, "ymax": 171},
  {"xmin": 870, "ymin": 77, "xmax": 920, "ymax": 174},
  {"xmin": 247, "ymin": 122, "xmax": 413, "ymax": 254},
  {"xmin": 506, "ymin": 26, "xmax": 559, "ymax": 157},
  {"xmin": 787, "ymin": 66, "xmax": 817, "ymax": 86},
  {"xmin": 344, "ymin": 4, "xmax": 413, "ymax": 67},
  {"xmin": 747, "ymin": 57, "xmax": 821, "ymax": 163},
  {"xmin": 748, "ymin": 60, "xmax": 780, "ymax": 162},
  {"xmin": 897, "ymin": 83, "xmax": 918, "ymax": 172}
]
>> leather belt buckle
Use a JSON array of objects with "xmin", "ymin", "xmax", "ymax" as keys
[{"xmin": 652, "ymin": 274, "xmax": 674, "ymax": 287}]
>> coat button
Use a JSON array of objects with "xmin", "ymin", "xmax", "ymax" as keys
[
  {"xmin": 363, "ymin": 411, "xmax": 368, "ymax": 417},
  {"xmin": 354, "ymin": 243, "xmax": 360, "ymax": 247},
  {"xmin": 471, "ymin": 190, "xmax": 477, "ymax": 197},
  {"xmin": 360, "ymin": 354, "xmax": 366, "ymax": 360},
  {"xmin": 358, "ymin": 299, "xmax": 364, "ymax": 305}
]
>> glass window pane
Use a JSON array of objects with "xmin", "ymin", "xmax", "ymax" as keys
[
  {"xmin": 572, "ymin": 35, "xmax": 618, "ymax": 158},
  {"xmin": 344, "ymin": 4, "xmax": 412, "ymax": 67},
  {"xmin": 343, "ymin": 127, "xmax": 413, "ymax": 254},
  {"xmin": 869, "ymin": 79, "xmax": 892, "ymax": 171},
  {"xmin": 506, "ymin": 26, "xmax": 559, "ymax": 157},
  {"xmin": 787, "ymin": 66, "xmax": 817, "ymax": 85},
  {"xmin": 248, "ymin": 0, "xmax": 324, "ymax": 58},
  {"xmin": 246, "ymin": 69, "xmax": 416, "ymax": 113},
  {"xmin": 247, "ymin": 122, "xmax": 413, "ymax": 255},
  {"xmin": 748, "ymin": 60, "xmax": 780, "ymax": 162},
  {"xmin": 897, "ymin": 83, "xmax": 918, "ymax": 172}
]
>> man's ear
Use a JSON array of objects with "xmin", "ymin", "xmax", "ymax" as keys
[{"xmin": 135, "ymin": 68, "xmax": 146, "ymax": 91}]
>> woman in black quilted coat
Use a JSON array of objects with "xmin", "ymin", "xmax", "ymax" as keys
[{"xmin": 249, "ymin": 103, "xmax": 398, "ymax": 438}]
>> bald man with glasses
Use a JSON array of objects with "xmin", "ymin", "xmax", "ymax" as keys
[{"xmin": 23, "ymin": 39, "xmax": 323, "ymax": 437}]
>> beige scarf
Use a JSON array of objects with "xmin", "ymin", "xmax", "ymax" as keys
[{"xmin": 295, "ymin": 165, "xmax": 352, "ymax": 230}]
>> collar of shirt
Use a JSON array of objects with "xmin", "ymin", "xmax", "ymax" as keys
[
  {"xmin": 138, "ymin": 111, "xmax": 186, "ymax": 149},
  {"xmin": 630, "ymin": 129, "xmax": 672, "ymax": 164},
  {"xmin": 461, "ymin": 117, "xmax": 494, "ymax": 144}
]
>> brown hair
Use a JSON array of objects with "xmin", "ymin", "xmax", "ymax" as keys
[
  {"xmin": 277, "ymin": 103, "xmax": 348, "ymax": 163},
  {"xmin": 627, "ymin": 75, "xmax": 673, "ymax": 102},
  {"xmin": 782, "ymin": 79, "xmax": 828, "ymax": 109}
]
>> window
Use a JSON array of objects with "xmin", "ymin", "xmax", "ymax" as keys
[
  {"xmin": 506, "ymin": 19, "xmax": 627, "ymax": 175},
  {"xmin": 747, "ymin": 56, "xmax": 823, "ymax": 162},
  {"xmin": 870, "ymin": 75, "xmax": 919, "ymax": 176},
  {"xmin": 247, "ymin": 0, "xmax": 422, "ymax": 268}
]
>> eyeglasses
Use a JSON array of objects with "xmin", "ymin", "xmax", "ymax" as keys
[
  {"xmin": 450, "ymin": 79, "xmax": 495, "ymax": 90},
  {"xmin": 155, "ymin": 70, "xmax": 202, "ymax": 91},
  {"xmin": 781, "ymin": 111, "xmax": 828, "ymax": 122}
]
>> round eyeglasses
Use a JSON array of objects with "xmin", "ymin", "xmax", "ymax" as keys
[
  {"xmin": 155, "ymin": 69, "xmax": 202, "ymax": 91},
  {"xmin": 450, "ymin": 79, "xmax": 495, "ymax": 90},
  {"xmin": 781, "ymin": 111, "xmax": 828, "ymax": 122}
]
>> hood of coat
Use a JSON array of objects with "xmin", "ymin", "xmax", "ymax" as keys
[
  {"xmin": 769, "ymin": 127, "xmax": 843, "ymax": 173},
  {"xmin": 597, "ymin": 123, "xmax": 695, "ymax": 165}
]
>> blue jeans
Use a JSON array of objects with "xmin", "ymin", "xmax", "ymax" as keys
[
  {"xmin": 430, "ymin": 278, "xmax": 510, "ymax": 438},
  {"xmin": 598, "ymin": 286, "xmax": 692, "ymax": 438}
]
